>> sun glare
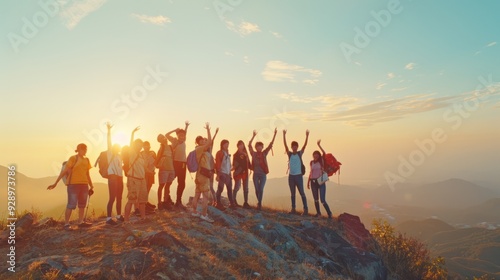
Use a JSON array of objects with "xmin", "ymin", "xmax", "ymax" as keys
[{"xmin": 112, "ymin": 131, "xmax": 129, "ymax": 147}]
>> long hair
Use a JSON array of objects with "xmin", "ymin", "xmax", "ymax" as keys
[{"xmin": 312, "ymin": 150, "xmax": 323, "ymax": 166}]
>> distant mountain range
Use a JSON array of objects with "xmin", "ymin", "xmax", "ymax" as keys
[{"xmin": 396, "ymin": 218, "xmax": 500, "ymax": 279}]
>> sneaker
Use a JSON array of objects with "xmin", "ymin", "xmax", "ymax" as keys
[
  {"xmin": 78, "ymin": 221, "xmax": 92, "ymax": 228},
  {"xmin": 289, "ymin": 209, "xmax": 297, "ymax": 215},
  {"xmin": 302, "ymin": 209, "xmax": 309, "ymax": 216},
  {"xmin": 106, "ymin": 219, "xmax": 118, "ymax": 226},
  {"xmin": 243, "ymin": 202, "xmax": 251, "ymax": 209},
  {"xmin": 327, "ymin": 213, "xmax": 333, "ymax": 219},
  {"xmin": 117, "ymin": 216, "xmax": 125, "ymax": 222},
  {"xmin": 63, "ymin": 224, "xmax": 73, "ymax": 231},
  {"xmin": 215, "ymin": 203, "xmax": 226, "ymax": 211},
  {"xmin": 314, "ymin": 213, "xmax": 321, "ymax": 218},
  {"xmin": 199, "ymin": 215, "xmax": 214, "ymax": 223},
  {"xmin": 191, "ymin": 211, "xmax": 200, "ymax": 218},
  {"xmin": 146, "ymin": 202, "xmax": 156, "ymax": 209}
]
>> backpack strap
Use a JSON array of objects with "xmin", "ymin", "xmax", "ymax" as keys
[
  {"xmin": 127, "ymin": 153, "xmax": 140, "ymax": 177},
  {"xmin": 67, "ymin": 155, "xmax": 79, "ymax": 185}
]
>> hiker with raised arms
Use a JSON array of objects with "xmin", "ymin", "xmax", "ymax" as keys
[
  {"xmin": 141, "ymin": 140, "xmax": 157, "ymax": 214},
  {"xmin": 232, "ymin": 140, "xmax": 252, "ymax": 209},
  {"xmin": 123, "ymin": 127, "xmax": 148, "ymax": 223},
  {"xmin": 166, "ymin": 121, "xmax": 190, "ymax": 211},
  {"xmin": 215, "ymin": 139, "xmax": 236, "ymax": 210},
  {"xmin": 248, "ymin": 128, "xmax": 277, "ymax": 211},
  {"xmin": 283, "ymin": 129, "xmax": 310, "ymax": 215},
  {"xmin": 47, "ymin": 143, "xmax": 94, "ymax": 230},
  {"xmin": 190, "ymin": 122, "xmax": 215, "ymax": 223},
  {"xmin": 155, "ymin": 134, "xmax": 176, "ymax": 211},
  {"xmin": 104, "ymin": 122, "xmax": 124, "ymax": 225},
  {"xmin": 208, "ymin": 127, "xmax": 219, "ymax": 206},
  {"xmin": 307, "ymin": 140, "xmax": 333, "ymax": 219}
]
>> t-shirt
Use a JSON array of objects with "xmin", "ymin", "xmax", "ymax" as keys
[
  {"xmin": 158, "ymin": 144, "xmax": 174, "ymax": 171},
  {"xmin": 141, "ymin": 151, "xmax": 156, "ymax": 174},
  {"xmin": 66, "ymin": 155, "xmax": 91, "ymax": 185},
  {"xmin": 288, "ymin": 151, "xmax": 303, "ymax": 176},
  {"xmin": 232, "ymin": 151, "xmax": 249, "ymax": 177},
  {"xmin": 106, "ymin": 151, "xmax": 123, "ymax": 177},
  {"xmin": 310, "ymin": 161, "xmax": 322, "ymax": 179},
  {"xmin": 127, "ymin": 151, "xmax": 146, "ymax": 179},
  {"xmin": 168, "ymin": 137, "xmax": 187, "ymax": 162},
  {"xmin": 251, "ymin": 150, "xmax": 270, "ymax": 175},
  {"xmin": 195, "ymin": 145, "xmax": 213, "ymax": 173},
  {"xmin": 220, "ymin": 151, "xmax": 231, "ymax": 175}
]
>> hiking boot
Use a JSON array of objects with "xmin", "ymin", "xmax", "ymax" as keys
[
  {"xmin": 199, "ymin": 215, "xmax": 214, "ymax": 223},
  {"xmin": 243, "ymin": 202, "xmax": 251, "ymax": 209},
  {"xmin": 175, "ymin": 202, "xmax": 187, "ymax": 211},
  {"xmin": 289, "ymin": 209, "xmax": 297, "ymax": 215},
  {"xmin": 117, "ymin": 216, "xmax": 125, "ymax": 222},
  {"xmin": 78, "ymin": 221, "xmax": 92, "ymax": 228},
  {"xmin": 215, "ymin": 203, "xmax": 226, "ymax": 211},
  {"xmin": 106, "ymin": 219, "xmax": 118, "ymax": 226},
  {"xmin": 302, "ymin": 209, "xmax": 309, "ymax": 216}
]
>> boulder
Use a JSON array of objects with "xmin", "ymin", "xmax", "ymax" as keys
[
  {"xmin": 138, "ymin": 231, "xmax": 190, "ymax": 252},
  {"xmin": 338, "ymin": 213, "xmax": 374, "ymax": 251}
]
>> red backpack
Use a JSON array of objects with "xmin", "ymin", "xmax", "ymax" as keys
[{"xmin": 323, "ymin": 153, "xmax": 341, "ymax": 177}]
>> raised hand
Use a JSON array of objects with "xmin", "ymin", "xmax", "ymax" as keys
[
  {"xmin": 274, "ymin": 127, "xmax": 278, "ymax": 134},
  {"xmin": 215, "ymin": 127, "xmax": 219, "ymax": 134},
  {"xmin": 252, "ymin": 130, "xmax": 257, "ymax": 137},
  {"xmin": 204, "ymin": 122, "xmax": 211, "ymax": 130},
  {"xmin": 306, "ymin": 129, "xmax": 310, "ymax": 136},
  {"xmin": 185, "ymin": 121, "xmax": 191, "ymax": 127},
  {"xmin": 106, "ymin": 122, "xmax": 113, "ymax": 130},
  {"xmin": 133, "ymin": 126, "xmax": 140, "ymax": 133},
  {"xmin": 317, "ymin": 139, "xmax": 321, "ymax": 145},
  {"xmin": 283, "ymin": 129, "xmax": 287, "ymax": 135}
]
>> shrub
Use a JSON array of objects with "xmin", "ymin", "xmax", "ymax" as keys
[{"xmin": 370, "ymin": 219, "xmax": 447, "ymax": 280}]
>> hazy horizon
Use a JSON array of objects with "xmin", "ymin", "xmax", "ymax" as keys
[{"xmin": 1, "ymin": 1, "xmax": 499, "ymax": 189}]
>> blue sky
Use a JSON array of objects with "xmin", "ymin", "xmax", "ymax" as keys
[{"xmin": 1, "ymin": 0, "xmax": 499, "ymax": 188}]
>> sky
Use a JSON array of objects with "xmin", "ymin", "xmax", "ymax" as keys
[{"xmin": 1, "ymin": 0, "xmax": 499, "ymax": 189}]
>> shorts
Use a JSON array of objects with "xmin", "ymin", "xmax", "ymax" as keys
[
  {"xmin": 67, "ymin": 184, "xmax": 89, "ymax": 209},
  {"xmin": 127, "ymin": 177, "xmax": 148, "ymax": 204},
  {"xmin": 195, "ymin": 172, "xmax": 210, "ymax": 193},
  {"xmin": 158, "ymin": 170, "xmax": 176, "ymax": 185}
]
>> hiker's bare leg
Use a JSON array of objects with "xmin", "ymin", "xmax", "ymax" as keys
[
  {"xmin": 192, "ymin": 191, "xmax": 201, "ymax": 212},
  {"xmin": 78, "ymin": 207, "xmax": 85, "ymax": 223},
  {"xmin": 201, "ymin": 191, "xmax": 210, "ymax": 216},
  {"xmin": 65, "ymin": 208, "xmax": 72, "ymax": 225},
  {"xmin": 124, "ymin": 202, "xmax": 133, "ymax": 222},
  {"xmin": 139, "ymin": 203, "xmax": 146, "ymax": 219}
]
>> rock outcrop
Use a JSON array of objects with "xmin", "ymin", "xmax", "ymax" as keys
[{"xmin": 1, "ymin": 206, "xmax": 388, "ymax": 279}]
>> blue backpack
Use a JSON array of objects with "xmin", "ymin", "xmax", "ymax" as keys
[{"xmin": 186, "ymin": 150, "xmax": 198, "ymax": 172}]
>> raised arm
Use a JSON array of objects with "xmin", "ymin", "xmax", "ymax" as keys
[
  {"xmin": 165, "ymin": 128, "xmax": 178, "ymax": 144},
  {"xmin": 301, "ymin": 129, "xmax": 310, "ymax": 153},
  {"xmin": 106, "ymin": 122, "xmax": 113, "ymax": 150},
  {"xmin": 317, "ymin": 139, "xmax": 326, "ymax": 155},
  {"xmin": 184, "ymin": 121, "xmax": 190, "ymax": 135},
  {"xmin": 248, "ymin": 130, "xmax": 257, "ymax": 153},
  {"xmin": 201, "ymin": 122, "xmax": 212, "ymax": 151},
  {"xmin": 210, "ymin": 127, "xmax": 219, "ymax": 152},
  {"xmin": 130, "ymin": 126, "xmax": 140, "ymax": 146},
  {"xmin": 282, "ymin": 129, "xmax": 289, "ymax": 153},
  {"xmin": 266, "ymin": 128, "xmax": 278, "ymax": 151}
]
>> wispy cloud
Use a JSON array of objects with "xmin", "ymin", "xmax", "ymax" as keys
[
  {"xmin": 230, "ymin": 109, "xmax": 249, "ymax": 114},
  {"xmin": 270, "ymin": 85, "xmax": 500, "ymax": 127},
  {"xmin": 269, "ymin": 30, "xmax": 283, "ymax": 39},
  {"xmin": 474, "ymin": 42, "xmax": 496, "ymax": 56},
  {"xmin": 405, "ymin": 62, "xmax": 416, "ymax": 70},
  {"xmin": 131, "ymin": 14, "xmax": 171, "ymax": 26},
  {"xmin": 391, "ymin": 87, "xmax": 409, "ymax": 92},
  {"xmin": 262, "ymin": 60, "xmax": 322, "ymax": 84},
  {"xmin": 225, "ymin": 20, "xmax": 261, "ymax": 36},
  {"xmin": 376, "ymin": 83, "xmax": 387, "ymax": 90},
  {"xmin": 224, "ymin": 51, "xmax": 234, "ymax": 56},
  {"xmin": 59, "ymin": 0, "xmax": 108, "ymax": 30},
  {"xmin": 486, "ymin": 41, "xmax": 497, "ymax": 47},
  {"xmin": 387, "ymin": 72, "xmax": 395, "ymax": 79},
  {"xmin": 243, "ymin": 55, "xmax": 249, "ymax": 64}
]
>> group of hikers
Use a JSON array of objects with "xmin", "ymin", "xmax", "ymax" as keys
[{"xmin": 47, "ymin": 121, "xmax": 340, "ymax": 230}]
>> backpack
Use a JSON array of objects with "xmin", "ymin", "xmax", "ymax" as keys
[
  {"xmin": 122, "ymin": 146, "xmax": 137, "ymax": 176},
  {"xmin": 323, "ymin": 153, "xmax": 341, "ymax": 177},
  {"xmin": 61, "ymin": 155, "xmax": 86, "ymax": 185},
  {"xmin": 94, "ymin": 151, "xmax": 114, "ymax": 179},
  {"xmin": 186, "ymin": 150, "xmax": 199, "ymax": 172}
]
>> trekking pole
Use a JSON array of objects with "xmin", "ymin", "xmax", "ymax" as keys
[{"xmin": 84, "ymin": 193, "xmax": 91, "ymax": 222}]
